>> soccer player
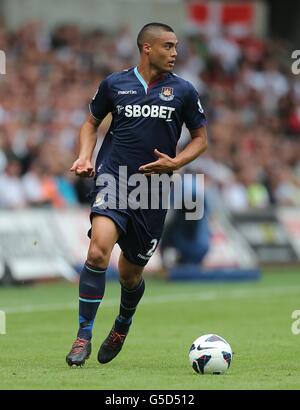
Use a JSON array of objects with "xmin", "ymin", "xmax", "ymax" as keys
[{"xmin": 66, "ymin": 22, "xmax": 208, "ymax": 366}]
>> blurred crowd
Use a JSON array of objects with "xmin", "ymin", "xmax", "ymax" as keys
[{"xmin": 1, "ymin": 20, "xmax": 300, "ymax": 212}]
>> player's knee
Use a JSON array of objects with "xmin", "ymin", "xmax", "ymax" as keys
[
  {"xmin": 87, "ymin": 243, "xmax": 110, "ymax": 268},
  {"xmin": 120, "ymin": 271, "xmax": 142, "ymax": 289}
]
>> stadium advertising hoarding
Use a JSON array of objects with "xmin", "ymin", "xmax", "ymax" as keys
[
  {"xmin": 231, "ymin": 208, "xmax": 299, "ymax": 264},
  {"xmin": 0, "ymin": 210, "xmax": 76, "ymax": 283},
  {"xmin": 0, "ymin": 209, "xmax": 259, "ymax": 284},
  {"xmin": 277, "ymin": 208, "xmax": 300, "ymax": 260},
  {"xmin": 0, "ymin": 209, "xmax": 163, "ymax": 284},
  {"xmin": 4, "ymin": 207, "xmax": 300, "ymax": 284}
]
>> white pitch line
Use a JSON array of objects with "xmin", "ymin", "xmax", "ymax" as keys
[
  {"xmin": 0, "ymin": 285, "xmax": 299, "ymax": 315},
  {"xmin": 0, "ymin": 293, "xmax": 216, "ymax": 314}
]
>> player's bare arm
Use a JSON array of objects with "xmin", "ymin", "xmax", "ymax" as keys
[
  {"xmin": 139, "ymin": 126, "xmax": 208, "ymax": 174},
  {"xmin": 172, "ymin": 126, "xmax": 208, "ymax": 169},
  {"xmin": 70, "ymin": 114, "xmax": 101, "ymax": 178}
]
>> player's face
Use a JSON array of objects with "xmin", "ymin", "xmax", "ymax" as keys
[{"xmin": 148, "ymin": 31, "xmax": 178, "ymax": 73}]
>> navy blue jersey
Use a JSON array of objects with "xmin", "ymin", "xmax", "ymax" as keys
[
  {"xmin": 90, "ymin": 67, "xmax": 206, "ymax": 178},
  {"xmin": 88, "ymin": 67, "xmax": 207, "ymax": 265}
]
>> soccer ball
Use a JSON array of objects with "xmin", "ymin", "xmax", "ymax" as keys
[{"xmin": 188, "ymin": 334, "xmax": 232, "ymax": 375}]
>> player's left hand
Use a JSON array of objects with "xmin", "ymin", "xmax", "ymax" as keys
[{"xmin": 139, "ymin": 149, "xmax": 178, "ymax": 176}]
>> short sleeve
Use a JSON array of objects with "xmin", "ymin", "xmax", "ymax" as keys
[
  {"xmin": 183, "ymin": 82, "xmax": 207, "ymax": 130},
  {"xmin": 89, "ymin": 78, "xmax": 113, "ymax": 121}
]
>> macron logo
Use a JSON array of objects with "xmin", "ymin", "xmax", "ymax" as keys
[{"xmin": 118, "ymin": 90, "xmax": 137, "ymax": 95}]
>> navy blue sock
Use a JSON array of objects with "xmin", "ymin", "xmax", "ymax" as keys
[
  {"xmin": 115, "ymin": 278, "xmax": 145, "ymax": 332},
  {"xmin": 78, "ymin": 262, "xmax": 106, "ymax": 339}
]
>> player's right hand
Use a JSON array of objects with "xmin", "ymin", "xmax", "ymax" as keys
[{"xmin": 70, "ymin": 158, "xmax": 95, "ymax": 178}]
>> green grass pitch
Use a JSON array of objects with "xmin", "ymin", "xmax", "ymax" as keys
[{"xmin": 0, "ymin": 269, "xmax": 300, "ymax": 390}]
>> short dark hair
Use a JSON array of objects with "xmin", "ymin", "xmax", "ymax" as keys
[{"xmin": 137, "ymin": 22, "xmax": 174, "ymax": 52}]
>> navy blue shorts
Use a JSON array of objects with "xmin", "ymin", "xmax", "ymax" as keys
[{"xmin": 89, "ymin": 205, "xmax": 167, "ymax": 267}]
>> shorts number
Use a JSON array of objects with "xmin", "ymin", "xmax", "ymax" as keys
[{"xmin": 146, "ymin": 239, "xmax": 158, "ymax": 257}]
